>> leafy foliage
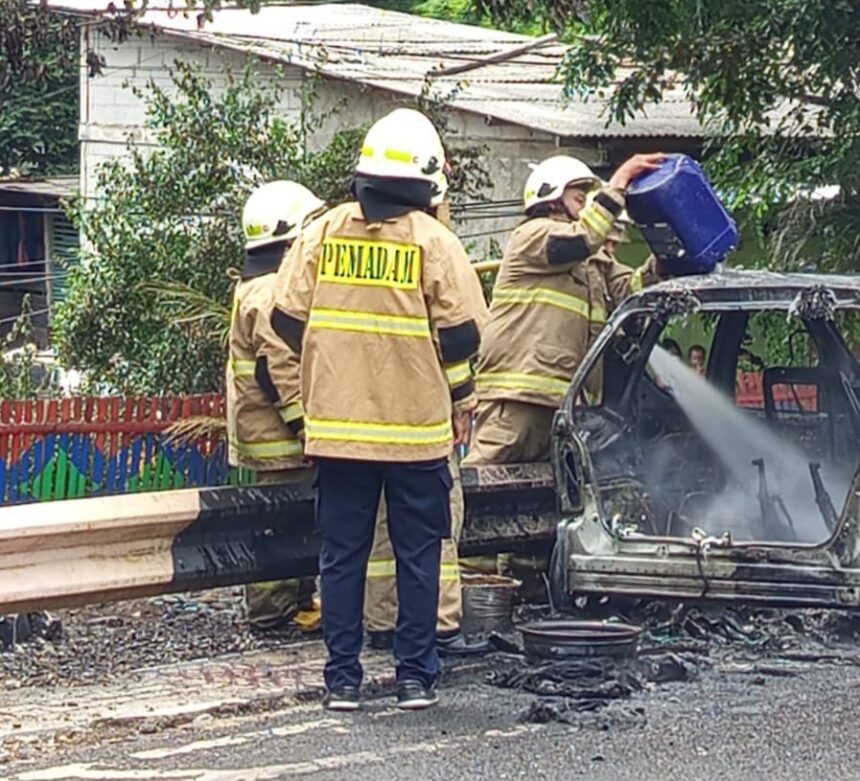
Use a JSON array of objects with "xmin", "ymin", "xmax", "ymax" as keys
[
  {"xmin": 55, "ymin": 62, "xmax": 491, "ymax": 394},
  {"xmin": 0, "ymin": 297, "xmax": 53, "ymax": 398},
  {"xmin": 368, "ymin": 0, "xmax": 548, "ymax": 33},
  {"xmin": 473, "ymin": 0, "xmax": 860, "ymax": 273},
  {"xmin": 0, "ymin": 0, "xmax": 78, "ymax": 174},
  {"xmin": 419, "ymin": 82, "xmax": 492, "ymax": 204},
  {"xmin": 55, "ymin": 64, "xmax": 340, "ymax": 394}
]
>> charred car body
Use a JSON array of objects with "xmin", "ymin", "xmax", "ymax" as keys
[{"xmin": 550, "ymin": 270, "xmax": 860, "ymax": 608}]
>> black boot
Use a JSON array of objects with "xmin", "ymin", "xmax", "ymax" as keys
[{"xmin": 437, "ymin": 631, "xmax": 491, "ymax": 657}]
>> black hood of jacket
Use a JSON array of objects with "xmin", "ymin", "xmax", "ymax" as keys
[
  {"xmin": 241, "ymin": 242, "xmax": 289, "ymax": 280},
  {"xmin": 352, "ymin": 174, "xmax": 433, "ymax": 222}
]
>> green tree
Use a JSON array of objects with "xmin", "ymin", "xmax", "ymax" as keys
[
  {"xmin": 54, "ymin": 64, "xmax": 347, "ymax": 394},
  {"xmin": 0, "ymin": 0, "xmax": 78, "ymax": 175},
  {"xmin": 55, "ymin": 62, "xmax": 491, "ymax": 395},
  {"xmin": 473, "ymin": 0, "xmax": 860, "ymax": 272},
  {"xmin": 0, "ymin": 297, "xmax": 51, "ymax": 398},
  {"xmin": 367, "ymin": 0, "xmax": 546, "ymax": 32}
]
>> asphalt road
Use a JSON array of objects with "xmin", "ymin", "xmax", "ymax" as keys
[{"xmin": 5, "ymin": 645, "xmax": 860, "ymax": 780}]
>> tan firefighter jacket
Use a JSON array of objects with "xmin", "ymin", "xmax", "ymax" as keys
[
  {"xmin": 227, "ymin": 245, "xmax": 306, "ymax": 472},
  {"xmin": 271, "ymin": 201, "xmax": 481, "ymax": 463},
  {"xmin": 475, "ymin": 186, "xmax": 660, "ymax": 408}
]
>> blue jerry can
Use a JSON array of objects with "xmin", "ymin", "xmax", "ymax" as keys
[{"xmin": 626, "ymin": 154, "xmax": 738, "ymax": 276}]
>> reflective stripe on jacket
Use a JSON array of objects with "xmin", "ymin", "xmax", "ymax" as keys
[
  {"xmin": 227, "ymin": 252, "xmax": 306, "ymax": 472},
  {"xmin": 475, "ymin": 186, "xmax": 659, "ymax": 408},
  {"xmin": 272, "ymin": 201, "xmax": 481, "ymax": 462}
]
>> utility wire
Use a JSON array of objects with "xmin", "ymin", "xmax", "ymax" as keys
[
  {"xmin": 210, "ymin": 35, "xmax": 562, "ymax": 65},
  {"xmin": 0, "ymin": 308, "xmax": 51, "ymax": 325},
  {"xmin": 459, "ymin": 227, "xmax": 513, "ymax": 239},
  {"xmin": 453, "ymin": 199, "xmax": 521, "ymax": 210},
  {"xmin": 0, "ymin": 197, "xmax": 523, "ymax": 218},
  {"xmin": 454, "ymin": 212, "xmax": 521, "ymax": 221},
  {"xmin": 0, "ymin": 205, "xmax": 67, "ymax": 214},
  {"xmin": 0, "ymin": 256, "xmax": 74, "ymax": 268},
  {"xmin": 0, "ymin": 275, "xmax": 70, "ymax": 289},
  {"xmin": 93, "ymin": 34, "xmax": 557, "ymax": 55},
  {"xmin": 0, "ymin": 270, "xmax": 66, "ymax": 276}
]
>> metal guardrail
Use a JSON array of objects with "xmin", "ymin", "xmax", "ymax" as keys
[{"xmin": 0, "ymin": 463, "xmax": 559, "ymax": 614}]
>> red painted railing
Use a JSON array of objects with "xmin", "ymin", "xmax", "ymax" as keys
[{"xmin": 735, "ymin": 372, "xmax": 818, "ymax": 412}]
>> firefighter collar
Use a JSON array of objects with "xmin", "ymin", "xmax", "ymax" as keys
[
  {"xmin": 352, "ymin": 174, "xmax": 433, "ymax": 221},
  {"xmin": 242, "ymin": 243, "xmax": 288, "ymax": 280},
  {"xmin": 523, "ymin": 210, "xmax": 574, "ymax": 226}
]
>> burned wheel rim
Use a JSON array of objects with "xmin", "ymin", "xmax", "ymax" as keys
[{"xmin": 519, "ymin": 620, "xmax": 642, "ymax": 659}]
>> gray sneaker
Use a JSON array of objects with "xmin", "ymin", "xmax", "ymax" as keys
[{"xmin": 396, "ymin": 680, "xmax": 439, "ymax": 710}]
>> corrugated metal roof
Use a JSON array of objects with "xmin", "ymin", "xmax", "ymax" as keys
[
  {"xmin": 0, "ymin": 175, "xmax": 78, "ymax": 199},
  {"xmin": 44, "ymin": 1, "xmax": 705, "ymax": 139}
]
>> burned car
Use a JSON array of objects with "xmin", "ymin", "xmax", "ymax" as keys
[{"xmin": 550, "ymin": 270, "xmax": 860, "ymax": 608}]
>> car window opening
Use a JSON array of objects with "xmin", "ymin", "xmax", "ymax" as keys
[{"xmin": 570, "ymin": 308, "xmax": 860, "ymax": 544}]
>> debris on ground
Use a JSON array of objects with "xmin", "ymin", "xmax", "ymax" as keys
[
  {"xmin": 486, "ymin": 601, "xmax": 860, "ymax": 727},
  {"xmin": 0, "ymin": 612, "xmax": 62, "ymax": 650},
  {"xmin": 8, "ymin": 582, "xmax": 860, "ymax": 733},
  {"xmin": 0, "ymin": 587, "xmax": 314, "ymax": 688},
  {"xmin": 488, "ymin": 645, "xmax": 700, "ymax": 727},
  {"xmin": 640, "ymin": 601, "xmax": 860, "ymax": 656}
]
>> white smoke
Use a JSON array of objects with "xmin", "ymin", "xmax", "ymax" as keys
[{"xmin": 647, "ymin": 346, "xmax": 853, "ymax": 543}]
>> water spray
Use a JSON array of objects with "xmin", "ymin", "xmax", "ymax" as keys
[{"xmin": 647, "ymin": 346, "xmax": 851, "ymax": 543}]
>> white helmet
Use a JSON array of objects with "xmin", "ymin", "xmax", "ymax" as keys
[
  {"xmin": 357, "ymin": 108, "xmax": 447, "ymax": 200},
  {"xmin": 523, "ymin": 155, "xmax": 601, "ymax": 213},
  {"xmin": 242, "ymin": 180, "xmax": 324, "ymax": 249}
]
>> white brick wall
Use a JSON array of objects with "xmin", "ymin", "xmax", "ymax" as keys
[
  {"xmin": 77, "ymin": 29, "xmax": 608, "ymax": 253},
  {"xmin": 79, "ymin": 27, "xmax": 302, "ymax": 198},
  {"xmin": 83, "ymin": 31, "xmax": 303, "ymax": 129}
]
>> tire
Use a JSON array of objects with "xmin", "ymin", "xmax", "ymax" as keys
[{"xmin": 547, "ymin": 542, "xmax": 571, "ymax": 614}]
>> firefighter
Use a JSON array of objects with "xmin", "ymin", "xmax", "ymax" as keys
[
  {"xmin": 364, "ymin": 174, "xmax": 491, "ymax": 657},
  {"xmin": 227, "ymin": 180, "xmax": 324, "ymax": 631},
  {"xmin": 465, "ymin": 153, "xmax": 666, "ymax": 465},
  {"xmin": 271, "ymin": 108, "xmax": 481, "ymax": 712}
]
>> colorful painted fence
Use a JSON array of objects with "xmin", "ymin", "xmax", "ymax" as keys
[
  {"xmin": 735, "ymin": 371, "xmax": 819, "ymax": 412},
  {"xmin": 0, "ymin": 394, "xmax": 247, "ymax": 505}
]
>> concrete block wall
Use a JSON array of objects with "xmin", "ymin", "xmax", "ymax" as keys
[
  {"xmin": 79, "ymin": 29, "xmax": 302, "ymax": 198},
  {"xmin": 77, "ymin": 30, "xmax": 613, "ymax": 255}
]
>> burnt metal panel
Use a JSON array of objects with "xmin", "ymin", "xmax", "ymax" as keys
[
  {"xmin": 559, "ymin": 475, "xmax": 860, "ymax": 609},
  {"xmin": 172, "ymin": 481, "xmax": 320, "ymax": 591},
  {"xmin": 631, "ymin": 270, "xmax": 860, "ymax": 307}
]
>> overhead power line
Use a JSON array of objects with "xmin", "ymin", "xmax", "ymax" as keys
[{"xmin": 0, "ymin": 307, "xmax": 51, "ymax": 325}]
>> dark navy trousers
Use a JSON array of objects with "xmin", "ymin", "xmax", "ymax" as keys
[{"xmin": 315, "ymin": 457, "xmax": 452, "ymax": 690}]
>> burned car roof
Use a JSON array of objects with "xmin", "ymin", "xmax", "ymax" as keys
[{"xmin": 625, "ymin": 269, "xmax": 860, "ymax": 309}]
